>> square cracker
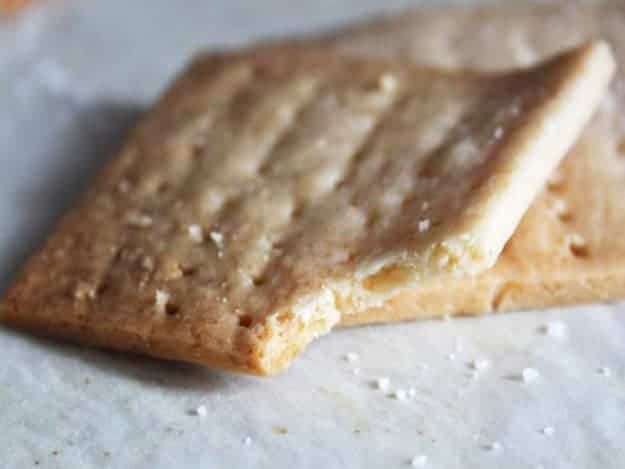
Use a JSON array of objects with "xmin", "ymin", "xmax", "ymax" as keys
[
  {"xmin": 326, "ymin": 0, "xmax": 625, "ymax": 325},
  {"xmin": 1, "ymin": 43, "xmax": 613, "ymax": 374}
]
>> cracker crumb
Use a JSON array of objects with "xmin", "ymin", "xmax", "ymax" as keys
[
  {"xmin": 540, "ymin": 321, "xmax": 567, "ymax": 338},
  {"xmin": 195, "ymin": 405, "xmax": 207, "ymax": 417},
  {"xmin": 418, "ymin": 219, "xmax": 431, "ymax": 233},
  {"xmin": 373, "ymin": 377, "xmax": 390, "ymax": 391},
  {"xmin": 188, "ymin": 224, "xmax": 204, "ymax": 243},
  {"xmin": 541, "ymin": 426, "xmax": 555, "ymax": 436},
  {"xmin": 410, "ymin": 455, "xmax": 427, "ymax": 467},
  {"xmin": 470, "ymin": 359, "xmax": 490, "ymax": 372},
  {"xmin": 155, "ymin": 289, "xmax": 170, "ymax": 314},
  {"xmin": 344, "ymin": 352, "xmax": 360, "ymax": 363},
  {"xmin": 379, "ymin": 73, "xmax": 398, "ymax": 92},
  {"xmin": 521, "ymin": 367, "xmax": 540, "ymax": 383},
  {"xmin": 273, "ymin": 426, "xmax": 288, "ymax": 435},
  {"xmin": 125, "ymin": 210, "xmax": 152, "ymax": 228},
  {"xmin": 598, "ymin": 366, "xmax": 611, "ymax": 377}
]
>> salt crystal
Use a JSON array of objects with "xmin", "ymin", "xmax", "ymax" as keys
[
  {"xmin": 410, "ymin": 455, "xmax": 427, "ymax": 467},
  {"xmin": 155, "ymin": 290, "xmax": 170, "ymax": 314},
  {"xmin": 541, "ymin": 321, "xmax": 567, "ymax": 339},
  {"xmin": 344, "ymin": 352, "xmax": 359, "ymax": 363},
  {"xmin": 418, "ymin": 219, "xmax": 431, "ymax": 233},
  {"xmin": 552, "ymin": 199, "xmax": 569, "ymax": 217},
  {"xmin": 374, "ymin": 377, "xmax": 390, "ymax": 391},
  {"xmin": 188, "ymin": 224, "xmax": 204, "ymax": 243},
  {"xmin": 125, "ymin": 211, "xmax": 152, "ymax": 228},
  {"xmin": 493, "ymin": 127, "xmax": 504, "ymax": 140},
  {"xmin": 117, "ymin": 180, "xmax": 131, "ymax": 193},
  {"xmin": 487, "ymin": 441, "xmax": 502, "ymax": 451},
  {"xmin": 243, "ymin": 436, "xmax": 252, "ymax": 445},
  {"xmin": 598, "ymin": 367, "xmax": 611, "ymax": 377},
  {"xmin": 379, "ymin": 73, "xmax": 398, "ymax": 92},
  {"xmin": 521, "ymin": 368, "xmax": 540, "ymax": 383},
  {"xmin": 195, "ymin": 405, "xmax": 207, "ymax": 417},
  {"xmin": 392, "ymin": 389, "xmax": 407, "ymax": 400},
  {"xmin": 209, "ymin": 231, "xmax": 224, "ymax": 249},
  {"xmin": 541, "ymin": 426, "xmax": 555, "ymax": 436},
  {"xmin": 470, "ymin": 359, "xmax": 490, "ymax": 372},
  {"xmin": 447, "ymin": 353, "xmax": 456, "ymax": 361},
  {"xmin": 352, "ymin": 368, "xmax": 361, "ymax": 376},
  {"xmin": 407, "ymin": 388, "xmax": 417, "ymax": 398}
]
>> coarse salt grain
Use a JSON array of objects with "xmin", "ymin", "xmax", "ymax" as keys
[
  {"xmin": 598, "ymin": 366, "xmax": 611, "ymax": 377},
  {"xmin": 447, "ymin": 353, "xmax": 456, "ymax": 361},
  {"xmin": 195, "ymin": 405, "xmax": 207, "ymax": 417},
  {"xmin": 410, "ymin": 455, "xmax": 427, "ymax": 467},
  {"xmin": 541, "ymin": 426, "xmax": 555, "ymax": 436},
  {"xmin": 209, "ymin": 231, "xmax": 224, "ymax": 249},
  {"xmin": 552, "ymin": 199, "xmax": 568, "ymax": 217},
  {"xmin": 243, "ymin": 436, "xmax": 252, "ymax": 445},
  {"xmin": 521, "ymin": 368, "xmax": 540, "ymax": 383},
  {"xmin": 493, "ymin": 127, "xmax": 504, "ymax": 139},
  {"xmin": 188, "ymin": 224, "xmax": 204, "ymax": 243},
  {"xmin": 541, "ymin": 321, "xmax": 567, "ymax": 338},
  {"xmin": 141, "ymin": 256, "xmax": 155, "ymax": 271},
  {"xmin": 392, "ymin": 389, "xmax": 407, "ymax": 400},
  {"xmin": 418, "ymin": 219, "xmax": 431, "ymax": 233},
  {"xmin": 374, "ymin": 377, "xmax": 390, "ymax": 391},
  {"xmin": 125, "ymin": 211, "xmax": 152, "ymax": 228},
  {"xmin": 155, "ymin": 290, "xmax": 170, "ymax": 314},
  {"xmin": 379, "ymin": 73, "xmax": 398, "ymax": 92},
  {"xmin": 470, "ymin": 359, "xmax": 490, "ymax": 372},
  {"xmin": 407, "ymin": 388, "xmax": 417, "ymax": 398},
  {"xmin": 344, "ymin": 352, "xmax": 359, "ymax": 363},
  {"xmin": 487, "ymin": 441, "xmax": 502, "ymax": 452},
  {"xmin": 352, "ymin": 368, "xmax": 361, "ymax": 376}
]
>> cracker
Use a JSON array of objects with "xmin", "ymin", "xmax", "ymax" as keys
[
  {"xmin": 327, "ymin": 0, "xmax": 625, "ymax": 325},
  {"xmin": 1, "ymin": 43, "xmax": 612, "ymax": 374}
]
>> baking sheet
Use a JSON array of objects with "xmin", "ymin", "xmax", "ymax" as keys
[{"xmin": 1, "ymin": 1, "xmax": 624, "ymax": 468}]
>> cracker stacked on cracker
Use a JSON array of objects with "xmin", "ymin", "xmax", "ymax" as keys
[
  {"xmin": 0, "ymin": 6, "xmax": 615, "ymax": 374},
  {"xmin": 328, "ymin": 0, "xmax": 625, "ymax": 325}
]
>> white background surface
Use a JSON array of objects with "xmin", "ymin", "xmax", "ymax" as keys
[{"xmin": 1, "ymin": 1, "xmax": 624, "ymax": 468}]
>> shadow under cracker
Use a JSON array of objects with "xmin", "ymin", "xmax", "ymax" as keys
[
  {"xmin": 2, "ymin": 327, "xmax": 240, "ymax": 392},
  {"xmin": 0, "ymin": 100, "xmax": 144, "ymax": 295}
]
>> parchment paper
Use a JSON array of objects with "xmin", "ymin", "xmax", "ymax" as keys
[{"xmin": 1, "ymin": 1, "xmax": 624, "ymax": 468}]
